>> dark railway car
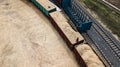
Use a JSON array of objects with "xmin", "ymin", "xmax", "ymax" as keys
[{"xmin": 52, "ymin": 0, "xmax": 92, "ymax": 32}]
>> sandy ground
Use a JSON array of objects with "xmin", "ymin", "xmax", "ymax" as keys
[
  {"xmin": 0, "ymin": 0, "xmax": 104, "ymax": 67},
  {"xmin": 0, "ymin": 0, "xmax": 79, "ymax": 67}
]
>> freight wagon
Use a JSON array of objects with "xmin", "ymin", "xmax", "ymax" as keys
[
  {"xmin": 52, "ymin": 0, "xmax": 93, "ymax": 31},
  {"xmin": 30, "ymin": 0, "xmax": 56, "ymax": 16},
  {"xmin": 49, "ymin": 11, "xmax": 84, "ymax": 49}
]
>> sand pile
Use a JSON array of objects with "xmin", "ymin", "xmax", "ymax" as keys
[{"xmin": 76, "ymin": 44, "xmax": 105, "ymax": 67}]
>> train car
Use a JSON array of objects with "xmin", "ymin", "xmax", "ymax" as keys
[
  {"xmin": 49, "ymin": 11, "xmax": 84, "ymax": 49},
  {"xmin": 30, "ymin": 0, "xmax": 56, "ymax": 16},
  {"xmin": 52, "ymin": 0, "xmax": 70, "ymax": 7},
  {"xmin": 52, "ymin": 0, "xmax": 92, "ymax": 32}
]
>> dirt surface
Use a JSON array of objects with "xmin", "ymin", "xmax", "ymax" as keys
[
  {"xmin": 106, "ymin": 0, "xmax": 120, "ymax": 9},
  {"xmin": 0, "ymin": 0, "xmax": 79, "ymax": 67},
  {"xmin": 0, "ymin": 0, "xmax": 104, "ymax": 67}
]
